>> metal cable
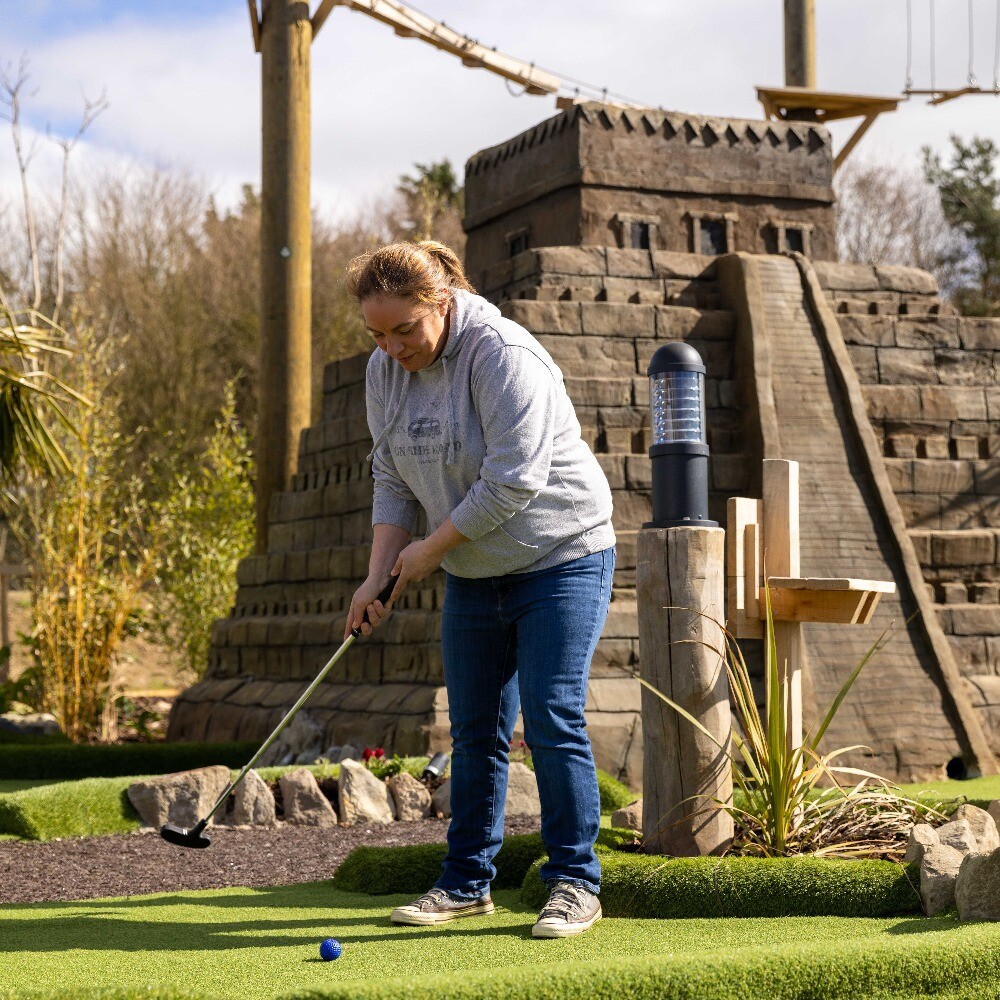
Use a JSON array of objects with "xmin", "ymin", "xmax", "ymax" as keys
[
  {"xmin": 969, "ymin": 0, "xmax": 978, "ymax": 85},
  {"xmin": 994, "ymin": 0, "xmax": 1000, "ymax": 89},
  {"xmin": 905, "ymin": 0, "xmax": 914, "ymax": 90}
]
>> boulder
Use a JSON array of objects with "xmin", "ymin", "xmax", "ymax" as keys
[
  {"xmin": 258, "ymin": 713, "xmax": 324, "ymax": 767},
  {"xmin": 953, "ymin": 804, "xmax": 1000, "ymax": 854},
  {"xmin": 956, "ymin": 848, "xmax": 1000, "ymax": 921},
  {"xmin": 0, "ymin": 712, "xmax": 62, "ymax": 737},
  {"xmin": 334, "ymin": 745, "xmax": 362, "ymax": 763},
  {"xmin": 228, "ymin": 769, "xmax": 276, "ymax": 826},
  {"xmin": 127, "ymin": 765, "xmax": 233, "ymax": 830},
  {"xmin": 279, "ymin": 768, "xmax": 338, "ymax": 827},
  {"xmin": 506, "ymin": 762, "xmax": 541, "ymax": 817},
  {"xmin": 935, "ymin": 817, "xmax": 978, "ymax": 855},
  {"xmin": 987, "ymin": 800, "xmax": 1000, "ymax": 831},
  {"xmin": 338, "ymin": 759, "xmax": 395, "ymax": 824},
  {"xmin": 904, "ymin": 823, "xmax": 939, "ymax": 864},
  {"xmin": 920, "ymin": 843, "xmax": 964, "ymax": 916},
  {"xmin": 431, "ymin": 778, "xmax": 451, "ymax": 818},
  {"xmin": 611, "ymin": 799, "xmax": 643, "ymax": 833},
  {"xmin": 388, "ymin": 771, "xmax": 431, "ymax": 821}
]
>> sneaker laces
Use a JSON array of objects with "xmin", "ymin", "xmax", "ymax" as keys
[
  {"xmin": 540, "ymin": 882, "xmax": 592, "ymax": 920},
  {"xmin": 414, "ymin": 888, "xmax": 451, "ymax": 910}
]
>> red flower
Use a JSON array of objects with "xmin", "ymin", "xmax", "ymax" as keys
[
  {"xmin": 373, "ymin": 747, "xmax": 385, "ymax": 758},
  {"xmin": 362, "ymin": 747, "xmax": 375, "ymax": 762}
]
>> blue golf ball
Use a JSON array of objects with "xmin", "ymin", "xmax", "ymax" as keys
[{"xmin": 319, "ymin": 938, "xmax": 342, "ymax": 962}]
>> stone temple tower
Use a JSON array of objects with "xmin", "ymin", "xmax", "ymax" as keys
[{"xmin": 170, "ymin": 102, "xmax": 1000, "ymax": 786}]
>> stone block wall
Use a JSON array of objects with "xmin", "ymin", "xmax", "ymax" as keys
[{"xmin": 813, "ymin": 259, "xmax": 1000, "ymax": 742}]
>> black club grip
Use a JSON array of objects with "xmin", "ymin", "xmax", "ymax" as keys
[{"xmin": 352, "ymin": 575, "xmax": 399, "ymax": 638}]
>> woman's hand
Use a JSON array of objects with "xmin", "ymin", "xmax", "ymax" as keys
[
  {"xmin": 345, "ymin": 574, "xmax": 397, "ymax": 640},
  {"xmin": 391, "ymin": 538, "xmax": 446, "ymax": 591}
]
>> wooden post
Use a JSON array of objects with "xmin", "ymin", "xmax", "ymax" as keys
[
  {"xmin": 638, "ymin": 526, "xmax": 733, "ymax": 856},
  {"xmin": 762, "ymin": 459, "xmax": 803, "ymax": 753},
  {"xmin": 256, "ymin": 0, "xmax": 314, "ymax": 553}
]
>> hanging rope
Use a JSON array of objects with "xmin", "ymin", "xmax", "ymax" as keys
[
  {"xmin": 969, "ymin": 0, "xmax": 978, "ymax": 85},
  {"xmin": 994, "ymin": 0, "xmax": 1000, "ymax": 90},
  {"xmin": 930, "ymin": 0, "xmax": 937, "ymax": 92},
  {"xmin": 905, "ymin": 0, "xmax": 914, "ymax": 90}
]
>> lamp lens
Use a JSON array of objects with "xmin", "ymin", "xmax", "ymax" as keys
[{"xmin": 650, "ymin": 370, "xmax": 705, "ymax": 445}]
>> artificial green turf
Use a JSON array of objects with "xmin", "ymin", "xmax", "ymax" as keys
[
  {"xmin": 1, "ymin": 883, "xmax": 999, "ymax": 1000},
  {"xmin": 0, "ymin": 779, "xmax": 60, "ymax": 794},
  {"xmin": 896, "ymin": 775, "xmax": 1000, "ymax": 811}
]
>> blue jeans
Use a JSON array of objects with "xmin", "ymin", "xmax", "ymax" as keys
[{"xmin": 434, "ymin": 546, "xmax": 615, "ymax": 899}]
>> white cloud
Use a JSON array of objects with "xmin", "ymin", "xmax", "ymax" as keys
[{"xmin": 1, "ymin": 0, "xmax": 999, "ymax": 222}]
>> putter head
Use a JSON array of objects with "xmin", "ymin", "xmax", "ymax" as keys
[{"xmin": 160, "ymin": 821, "xmax": 212, "ymax": 849}]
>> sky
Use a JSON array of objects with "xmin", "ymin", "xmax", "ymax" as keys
[{"xmin": 1, "ymin": 0, "xmax": 999, "ymax": 222}]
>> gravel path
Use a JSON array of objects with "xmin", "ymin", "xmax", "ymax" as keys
[{"xmin": 0, "ymin": 817, "xmax": 542, "ymax": 905}]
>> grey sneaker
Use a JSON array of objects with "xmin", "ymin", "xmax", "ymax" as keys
[
  {"xmin": 390, "ymin": 887, "xmax": 495, "ymax": 926},
  {"xmin": 532, "ymin": 881, "xmax": 602, "ymax": 938}
]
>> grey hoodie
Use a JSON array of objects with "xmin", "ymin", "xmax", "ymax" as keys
[{"xmin": 366, "ymin": 289, "xmax": 615, "ymax": 578}]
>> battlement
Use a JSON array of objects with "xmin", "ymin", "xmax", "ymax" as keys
[{"xmin": 464, "ymin": 102, "xmax": 836, "ymax": 283}]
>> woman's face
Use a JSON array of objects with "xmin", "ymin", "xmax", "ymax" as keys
[{"xmin": 362, "ymin": 294, "xmax": 450, "ymax": 373}]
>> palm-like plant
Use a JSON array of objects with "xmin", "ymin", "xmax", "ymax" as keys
[{"xmin": 0, "ymin": 286, "xmax": 87, "ymax": 481}]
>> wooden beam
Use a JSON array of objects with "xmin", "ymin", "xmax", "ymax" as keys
[
  {"xmin": 311, "ymin": 0, "xmax": 337, "ymax": 39},
  {"xmin": 834, "ymin": 113, "xmax": 878, "ymax": 171},
  {"xmin": 248, "ymin": 0, "xmax": 261, "ymax": 53},
  {"xmin": 761, "ymin": 586, "xmax": 887, "ymax": 625},
  {"xmin": 726, "ymin": 496, "xmax": 763, "ymax": 639}
]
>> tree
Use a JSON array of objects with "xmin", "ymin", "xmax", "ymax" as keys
[
  {"xmin": 835, "ymin": 158, "xmax": 971, "ymax": 299},
  {"xmin": 397, "ymin": 159, "xmax": 465, "ymax": 250},
  {"xmin": 923, "ymin": 135, "xmax": 1000, "ymax": 315}
]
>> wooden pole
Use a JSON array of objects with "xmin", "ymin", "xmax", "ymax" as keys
[
  {"xmin": 783, "ymin": 0, "xmax": 818, "ymax": 122},
  {"xmin": 638, "ymin": 526, "xmax": 733, "ymax": 856},
  {"xmin": 256, "ymin": 0, "xmax": 313, "ymax": 553},
  {"xmin": 762, "ymin": 459, "xmax": 803, "ymax": 754}
]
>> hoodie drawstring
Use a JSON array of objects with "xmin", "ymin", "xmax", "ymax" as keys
[
  {"xmin": 366, "ymin": 372, "xmax": 411, "ymax": 464},
  {"xmin": 443, "ymin": 354, "xmax": 458, "ymax": 466}
]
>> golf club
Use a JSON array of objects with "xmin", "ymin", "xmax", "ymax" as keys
[{"xmin": 161, "ymin": 575, "xmax": 399, "ymax": 849}]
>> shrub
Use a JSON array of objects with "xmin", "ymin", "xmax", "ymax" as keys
[
  {"xmin": 0, "ymin": 740, "xmax": 258, "ymax": 780},
  {"xmin": 151, "ymin": 382, "xmax": 255, "ymax": 679},
  {"xmin": 520, "ymin": 851, "xmax": 922, "ymax": 918},
  {"xmin": 597, "ymin": 769, "xmax": 635, "ymax": 814}
]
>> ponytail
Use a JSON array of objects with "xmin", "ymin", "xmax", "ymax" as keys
[{"xmin": 346, "ymin": 240, "xmax": 476, "ymax": 305}]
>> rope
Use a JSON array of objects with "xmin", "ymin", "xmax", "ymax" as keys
[
  {"xmin": 994, "ymin": 0, "xmax": 1000, "ymax": 89},
  {"xmin": 905, "ymin": 0, "xmax": 914, "ymax": 90},
  {"xmin": 930, "ymin": 0, "xmax": 936, "ymax": 92},
  {"xmin": 969, "ymin": 0, "xmax": 978, "ymax": 86}
]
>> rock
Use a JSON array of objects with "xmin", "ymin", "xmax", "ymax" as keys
[
  {"xmin": 987, "ymin": 800, "xmax": 1000, "ymax": 830},
  {"xmin": 127, "ymin": 765, "xmax": 233, "ymax": 829},
  {"xmin": 506, "ymin": 762, "xmax": 541, "ymax": 817},
  {"xmin": 920, "ymin": 843, "xmax": 964, "ymax": 916},
  {"xmin": 953, "ymin": 803, "xmax": 1000, "ymax": 854},
  {"xmin": 334, "ymin": 744, "xmax": 362, "ymax": 763},
  {"xmin": 935, "ymin": 817, "xmax": 978, "ymax": 855},
  {"xmin": 258, "ymin": 713, "xmax": 324, "ymax": 767},
  {"xmin": 337, "ymin": 759, "xmax": 395, "ymax": 824},
  {"xmin": 0, "ymin": 712, "xmax": 62, "ymax": 737},
  {"xmin": 388, "ymin": 771, "xmax": 432, "ymax": 821},
  {"xmin": 228, "ymin": 769, "xmax": 276, "ymax": 826},
  {"xmin": 904, "ymin": 823, "xmax": 939, "ymax": 864},
  {"xmin": 611, "ymin": 799, "xmax": 643, "ymax": 833},
  {"xmin": 956, "ymin": 848, "xmax": 1000, "ymax": 921},
  {"xmin": 279, "ymin": 768, "xmax": 338, "ymax": 827},
  {"xmin": 431, "ymin": 778, "xmax": 451, "ymax": 818}
]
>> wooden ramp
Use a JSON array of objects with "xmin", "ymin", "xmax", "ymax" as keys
[{"xmin": 741, "ymin": 254, "xmax": 990, "ymax": 780}]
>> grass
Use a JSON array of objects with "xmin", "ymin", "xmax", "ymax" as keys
[
  {"xmin": 896, "ymin": 775, "xmax": 1000, "ymax": 811},
  {"xmin": 0, "ymin": 883, "xmax": 999, "ymax": 1000},
  {"xmin": 0, "ymin": 779, "xmax": 61, "ymax": 794}
]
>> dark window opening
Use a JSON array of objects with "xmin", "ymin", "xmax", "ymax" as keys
[
  {"xmin": 629, "ymin": 221, "xmax": 650, "ymax": 250},
  {"xmin": 699, "ymin": 219, "xmax": 728, "ymax": 256},
  {"xmin": 508, "ymin": 232, "xmax": 529, "ymax": 258},
  {"xmin": 785, "ymin": 228, "xmax": 805, "ymax": 254}
]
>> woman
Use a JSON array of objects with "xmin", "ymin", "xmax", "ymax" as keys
[{"xmin": 344, "ymin": 240, "xmax": 615, "ymax": 939}]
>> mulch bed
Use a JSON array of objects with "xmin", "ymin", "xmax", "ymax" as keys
[{"xmin": 0, "ymin": 817, "xmax": 542, "ymax": 905}]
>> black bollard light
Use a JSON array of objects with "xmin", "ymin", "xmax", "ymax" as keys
[
  {"xmin": 645, "ymin": 342, "xmax": 718, "ymax": 528},
  {"xmin": 422, "ymin": 751, "xmax": 450, "ymax": 780}
]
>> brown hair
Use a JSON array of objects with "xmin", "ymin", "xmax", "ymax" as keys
[{"xmin": 346, "ymin": 240, "xmax": 476, "ymax": 305}]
